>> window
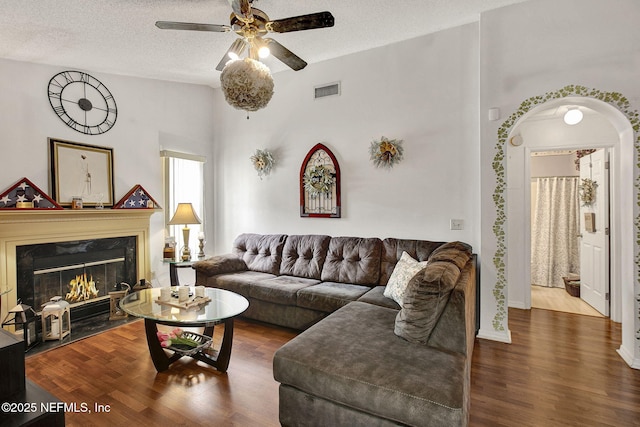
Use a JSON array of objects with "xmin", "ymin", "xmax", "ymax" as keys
[{"xmin": 161, "ymin": 150, "xmax": 206, "ymax": 257}]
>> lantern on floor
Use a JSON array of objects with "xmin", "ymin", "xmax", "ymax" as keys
[
  {"xmin": 2, "ymin": 301, "xmax": 38, "ymax": 351},
  {"xmin": 41, "ymin": 297, "xmax": 71, "ymax": 342},
  {"xmin": 109, "ymin": 282, "xmax": 130, "ymax": 320}
]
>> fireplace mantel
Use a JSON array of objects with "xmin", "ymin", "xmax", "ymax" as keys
[{"xmin": 0, "ymin": 209, "xmax": 158, "ymax": 321}]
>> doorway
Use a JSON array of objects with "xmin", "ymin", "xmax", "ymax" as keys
[
  {"xmin": 529, "ymin": 150, "xmax": 606, "ymax": 317},
  {"xmin": 492, "ymin": 87, "xmax": 638, "ymax": 367},
  {"xmin": 505, "ymin": 97, "xmax": 628, "ymax": 323}
]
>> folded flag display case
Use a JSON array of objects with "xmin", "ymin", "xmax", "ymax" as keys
[
  {"xmin": 0, "ymin": 177, "xmax": 63, "ymax": 210},
  {"xmin": 113, "ymin": 184, "xmax": 160, "ymax": 209}
]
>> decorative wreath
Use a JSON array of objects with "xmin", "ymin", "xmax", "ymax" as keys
[
  {"xmin": 220, "ymin": 58, "xmax": 274, "ymax": 112},
  {"xmin": 579, "ymin": 178, "xmax": 598, "ymax": 206},
  {"xmin": 250, "ymin": 149, "xmax": 275, "ymax": 179},
  {"xmin": 369, "ymin": 136, "xmax": 404, "ymax": 169},
  {"xmin": 303, "ymin": 165, "xmax": 335, "ymax": 198}
]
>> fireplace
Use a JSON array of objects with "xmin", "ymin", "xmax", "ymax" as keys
[
  {"xmin": 0, "ymin": 209, "xmax": 155, "ymax": 331},
  {"xmin": 16, "ymin": 237, "xmax": 137, "ymax": 321}
]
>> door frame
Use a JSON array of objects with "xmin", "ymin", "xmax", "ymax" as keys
[{"xmin": 503, "ymin": 95, "xmax": 636, "ymax": 366}]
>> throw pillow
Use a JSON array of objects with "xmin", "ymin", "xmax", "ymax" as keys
[
  {"xmin": 383, "ymin": 251, "xmax": 429, "ymax": 305},
  {"xmin": 394, "ymin": 245, "xmax": 471, "ymax": 345}
]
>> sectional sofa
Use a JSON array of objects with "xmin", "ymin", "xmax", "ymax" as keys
[{"xmin": 193, "ymin": 233, "xmax": 476, "ymax": 426}]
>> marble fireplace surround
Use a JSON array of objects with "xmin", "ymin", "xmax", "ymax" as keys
[{"xmin": 0, "ymin": 209, "xmax": 154, "ymax": 323}]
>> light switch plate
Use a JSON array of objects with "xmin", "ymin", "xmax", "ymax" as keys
[{"xmin": 450, "ymin": 219, "xmax": 464, "ymax": 230}]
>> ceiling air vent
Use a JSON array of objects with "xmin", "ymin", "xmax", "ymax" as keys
[{"xmin": 314, "ymin": 82, "xmax": 340, "ymax": 99}]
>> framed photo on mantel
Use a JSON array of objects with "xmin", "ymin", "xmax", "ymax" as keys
[{"xmin": 49, "ymin": 138, "xmax": 115, "ymax": 208}]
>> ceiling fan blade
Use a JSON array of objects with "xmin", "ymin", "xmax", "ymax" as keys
[
  {"xmin": 215, "ymin": 39, "xmax": 248, "ymax": 71},
  {"xmin": 228, "ymin": 0, "xmax": 253, "ymax": 22},
  {"xmin": 155, "ymin": 21, "xmax": 231, "ymax": 32},
  {"xmin": 264, "ymin": 38, "xmax": 307, "ymax": 71},
  {"xmin": 267, "ymin": 11, "xmax": 334, "ymax": 33}
]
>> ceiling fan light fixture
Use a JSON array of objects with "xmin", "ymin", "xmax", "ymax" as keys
[
  {"xmin": 220, "ymin": 58, "xmax": 274, "ymax": 112},
  {"xmin": 227, "ymin": 38, "xmax": 246, "ymax": 60},
  {"xmin": 258, "ymin": 46, "xmax": 270, "ymax": 59},
  {"xmin": 564, "ymin": 108, "xmax": 583, "ymax": 125}
]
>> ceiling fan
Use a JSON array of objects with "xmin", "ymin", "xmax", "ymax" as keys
[{"xmin": 155, "ymin": 0, "xmax": 335, "ymax": 72}]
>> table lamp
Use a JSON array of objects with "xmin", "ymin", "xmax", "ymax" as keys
[{"xmin": 168, "ymin": 203, "xmax": 201, "ymax": 261}]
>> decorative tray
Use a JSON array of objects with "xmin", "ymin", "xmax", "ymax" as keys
[
  {"xmin": 155, "ymin": 295, "xmax": 211, "ymax": 310},
  {"xmin": 168, "ymin": 331, "xmax": 212, "ymax": 356}
]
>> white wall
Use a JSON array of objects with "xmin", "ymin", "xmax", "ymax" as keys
[
  {"xmin": 210, "ymin": 23, "xmax": 481, "ymax": 254},
  {"xmin": 530, "ymin": 153, "xmax": 578, "ymax": 178},
  {"xmin": 0, "ymin": 58, "xmax": 216, "ymax": 286},
  {"xmin": 479, "ymin": 0, "xmax": 640, "ymax": 364}
]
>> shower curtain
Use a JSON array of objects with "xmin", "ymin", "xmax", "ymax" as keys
[{"xmin": 531, "ymin": 177, "xmax": 580, "ymax": 288}]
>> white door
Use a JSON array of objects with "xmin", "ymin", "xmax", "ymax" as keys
[{"xmin": 579, "ymin": 149, "xmax": 609, "ymax": 316}]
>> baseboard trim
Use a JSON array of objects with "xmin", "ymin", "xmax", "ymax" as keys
[
  {"xmin": 617, "ymin": 345, "xmax": 640, "ymax": 370},
  {"xmin": 477, "ymin": 328, "xmax": 512, "ymax": 343}
]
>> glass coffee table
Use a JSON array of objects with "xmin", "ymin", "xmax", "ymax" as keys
[{"xmin": 120, "ymin": 286, "xmax": 248, "ymax": 373}]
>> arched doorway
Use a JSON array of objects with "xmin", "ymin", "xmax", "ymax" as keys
[{"xmin": 490, "ymin": 86, "xmax": 639, "ymax": 368}]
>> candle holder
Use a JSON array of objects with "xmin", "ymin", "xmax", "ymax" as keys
[{"xmin": 198, "ymin": 235, "xmax": 205, "ymax": 259}]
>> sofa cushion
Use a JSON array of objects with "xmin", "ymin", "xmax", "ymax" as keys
[
  {"xmin": 212, "ymin": 270, "xmax": 278, "ymax": 298},
  {"xmin": 248, "ymin": 275, "xmax": 320, "ymax": 305},
  {"xmin": 321, "ymin": 237, "xmax": 382, "ymax": 286},
  {"xmin": 394, "ymin": 245, "xmax": 471, "ymax": 344},
  {"xmin": 357, "ymin": 286, "xmax": 401, "ymax": 310},
  {"xmin": 274, "ymin": 301, "xmax": 467, "ymax": 427},
  {"xmin": 379, "ymin": 238, "xmax": 445, "ymax": 286},
  {"xmin": 280, "ymin": 234, "xmax": 331, "ymax": 280},
  {"xmin": 232, "ymin": 233, "xmax": 287, "ymax": 275},
  {"xmin": 192, "ymin": 253, "xmax": 247, "ymax": 277},
  {"xmin": 383, "ymin": 251, "xmax": 429, "ymax": 305},
  {"xmin": 297, "ymin": 282, "xmax": 371, "ymax": 313},
  {"xmin": 428, "ymin": 241, "xmax": 473, "ymax": 269}
]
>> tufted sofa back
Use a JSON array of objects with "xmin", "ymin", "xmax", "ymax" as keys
[
  {"xmin": 379, "ymin": 238, "xmax": 446, "ymax": 286},
  {"xmin": 233, "ymin": 233, "xmax": 287, "ymax": 275},
  {"xmin": 229, "ymin": 234, "xmax": 467, "ymax": 288},
  {"xmin": 280, "ymin": 234, "xmax": 331, "ymax": 279},
  {"xmin": 320, "ymin": 237, "xmax": 382, "ymax": 286}
]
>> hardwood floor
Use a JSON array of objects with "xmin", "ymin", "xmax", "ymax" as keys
[
  {"xmin": 24, "ymin": 310, "xmax": 640, "ymax": 427},
  {"xmin": 25, "ymin": 319, "xmax": 296, "ymax": 427},
  {"xmin": 470, "ymin": 308, "xmax": 640, "ymax": 427}
]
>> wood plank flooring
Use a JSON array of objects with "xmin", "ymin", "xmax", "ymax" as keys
[
  {"xmin": 531, "ymin": 284, "xmax": 603, "ymax": 317},
  {"xmin": 24, "ymin": 309, "xmax": 640, "ymax": 427}
]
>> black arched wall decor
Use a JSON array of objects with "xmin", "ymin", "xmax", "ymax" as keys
[{"xmin": 300, "ymin": 143, "xmax": 341, "ymax": 218}]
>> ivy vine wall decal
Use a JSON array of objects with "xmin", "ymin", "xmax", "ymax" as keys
[{"xmin": 491, "ymin": 85, "xmax": 640, "ymax": 332}]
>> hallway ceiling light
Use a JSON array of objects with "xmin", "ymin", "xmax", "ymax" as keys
[{"xmin": 563, "ymin": 108, "xmax": 583, "ymax": 125}]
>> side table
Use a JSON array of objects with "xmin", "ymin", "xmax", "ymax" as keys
[{"xmin": 169, "ymin": 261, "xmax": 194, "ymax": 287}]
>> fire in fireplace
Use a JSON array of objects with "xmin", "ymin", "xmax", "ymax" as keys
[{"xmin": 16, "ymin": 237, "xmax": 137, "ymax": 321}]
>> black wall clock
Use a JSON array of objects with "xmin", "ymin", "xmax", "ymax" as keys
[{"xmin": 48, "ymin": 70, "xmax": 118, "ymax": 135}]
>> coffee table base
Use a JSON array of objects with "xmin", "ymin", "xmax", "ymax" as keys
[{"xmin": 144, "ymin": 318, "xmax": 235, "ymax": 373}]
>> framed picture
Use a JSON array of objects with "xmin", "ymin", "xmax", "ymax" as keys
[
  {"xmin": 584, "ymin": 212, "xmax": 596, "ymax": 233},
  {"xmin": 49, "ymin": 138, "xmax": 114, "ymax": 207},
  {"xmin": 300, "ymin": 143, "xmax": 341, "ymax": 218}
]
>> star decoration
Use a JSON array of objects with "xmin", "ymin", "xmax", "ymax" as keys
[{"xmin": 0, "ymin": 195, "xmax": 11, "ymax": 205}]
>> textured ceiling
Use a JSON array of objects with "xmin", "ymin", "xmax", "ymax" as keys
[{"xmin": 0, "ymin": 0, "xmax": 527, "ymax": 87}]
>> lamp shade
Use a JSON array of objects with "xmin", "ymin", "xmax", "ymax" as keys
[{"xmin": 168, "ymin": 203, "xmax": 201, "ymax": 225}]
